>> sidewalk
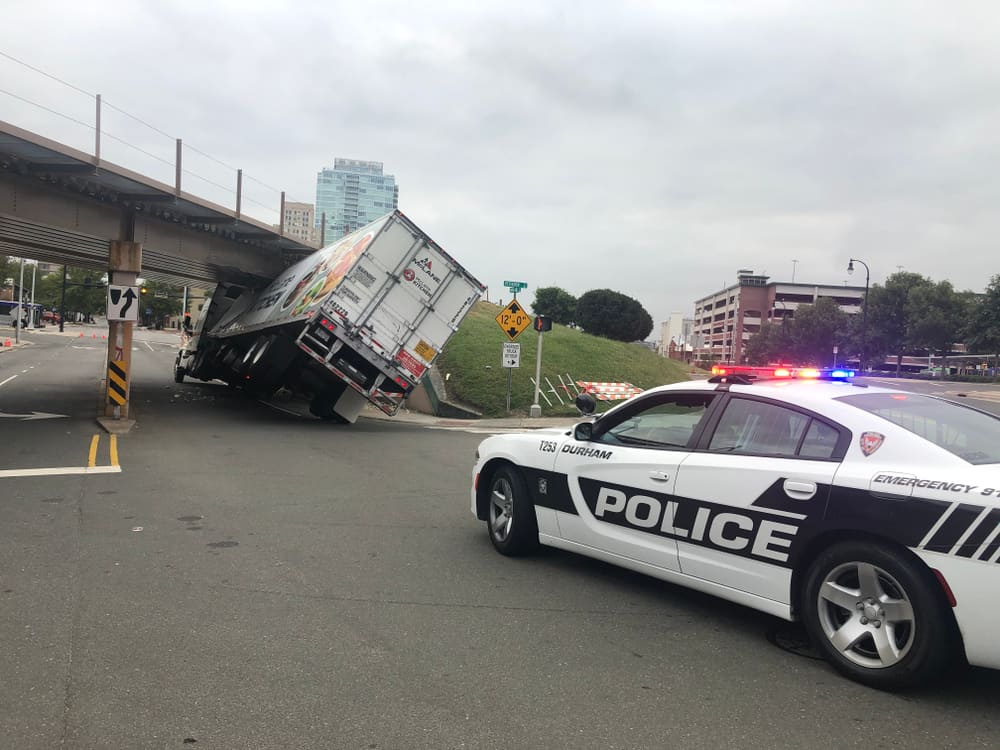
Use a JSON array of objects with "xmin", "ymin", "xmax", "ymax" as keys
[{"xmin": 363, "ymin": 404, "xmax": 580, "ymax": 430}]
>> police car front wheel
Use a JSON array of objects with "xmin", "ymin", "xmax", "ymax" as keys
[
  {"xmin": 802, "ymin": 541, "xmax": 956, "ymax": 690},
  {"xmin": 487, "ymin": 466, "xmax": 539, "ymax": 557}
]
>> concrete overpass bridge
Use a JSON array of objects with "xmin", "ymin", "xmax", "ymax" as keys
[{"xmin": 0, "ymin": 119, "xmax": 316, "ymax": 289}]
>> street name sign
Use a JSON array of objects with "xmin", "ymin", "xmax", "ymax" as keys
[{"xmin": 503, "ymin": 280, "xmax": 528, "ymax": 291}]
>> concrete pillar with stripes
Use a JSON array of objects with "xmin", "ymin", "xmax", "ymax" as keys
[{"xmin": 104, "ymin": 241, "xmax": 142, "ymax": 421}]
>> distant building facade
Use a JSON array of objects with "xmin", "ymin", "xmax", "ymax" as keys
[
  {"xmin": 279, "ymin": 201, "xmax": 321, "ymax": 247},
  {"xmin": 315, "ymin": 158, "xmax": 399, "ymax": 241},
  {"xmin": 692, "ymin": 270, "xmax": 866, "ymax": 363},
  {"xmin": 658, "ymin": 313, "xmax": 696, "ymax": 359}
]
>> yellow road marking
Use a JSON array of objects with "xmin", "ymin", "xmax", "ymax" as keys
[
  {"xmin": 1, "ymin": 433, "xmax": 122, "ymax": 479},
  {"xmin": 88, "ymin": 434, "xmax": 99, "ymax": 468}
]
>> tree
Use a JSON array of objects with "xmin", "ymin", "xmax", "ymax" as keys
[
  {"xmin": 139, "ymin": 280, "xmax": 183, "ymax": 327},
  {"xmin": 61, "ymin": 267, "xmax": 108, "ymax": 321},
  {"xmin": 787, "ymin": 297, "xmax": 849, "ymax": 365},
  {"xmin": 965, "ymin": 274, "xmax": 1000, "ymax": 362},
  {"xmin": 743, "ymin": 322, "xmax": 786, "ymax": 365},
  {"xmin": 906, "ymin": 281, "xmax": 972, "ymax": 377},
  {"xmin": 0, "ymin": 256, "xmax": 15, "ymax": 291},
  {"xmin": 865, "ymin": 272, "xmax": 932, "ymax": 374},
  {"xmin": 575, "ymin": 289, "xmax": 654, "ymax": 342},
  {"xmin": 531, "ymin": 286, "xmax": 577, "ymax": 325}
]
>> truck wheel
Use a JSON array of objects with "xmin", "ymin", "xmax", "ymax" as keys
[
  {"xmin": 486, "ymin": 466, "xmax": 539, "ymax": 557},
  {"xmin": 309, "ymin": 381, "xmax": 349, "ymax": 422},
  {"xmin": 801, "ymin": 541, "xmax": 956, "ymax": 690},
  {"xmin": 174, "ymin": 365, "xmax": 186, "ymax": 383}
]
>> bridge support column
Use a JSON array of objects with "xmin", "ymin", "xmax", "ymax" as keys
[{"xmin": 99, "ymin": 240, "xmax": 142, "ymax": 432}]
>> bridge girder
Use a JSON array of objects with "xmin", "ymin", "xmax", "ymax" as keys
[{"xmin": 0, "ymin": 121, "xmax": 318, "ymax": 289}]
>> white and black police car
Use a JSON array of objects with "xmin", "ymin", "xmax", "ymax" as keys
[{"xmin": 471, "ymin": 366, "xmax": 1000, "ymax": 689}]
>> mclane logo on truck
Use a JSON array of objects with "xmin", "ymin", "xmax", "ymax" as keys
[
  {"xmin": 581, "ymin": 479, "xmax": 800, "ymax": 565},
  {"xmin": 413, "ymin": 257, "xmax": 443, "ymax": 284},
  {"xmin": 404, "ymin": 270, "xmax": 436, "ymax": 299}
]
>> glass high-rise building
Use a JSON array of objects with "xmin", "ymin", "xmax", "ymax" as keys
[{"xmin": 315, "ymin": 158, "xmax": 399, "ymax": 242}]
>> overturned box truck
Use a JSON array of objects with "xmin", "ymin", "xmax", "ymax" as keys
[{"xmin": 174, "ymin": 211, "xmax": 484, "ymax": 423}]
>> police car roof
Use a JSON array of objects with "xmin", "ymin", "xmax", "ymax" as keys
[{"xmin": 641, "ymin": 377, "xmax": 906, "ymax": 409}]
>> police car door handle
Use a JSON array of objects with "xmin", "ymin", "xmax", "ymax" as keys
[
  {"xmin": 649, "ymin": 471, "xmax": 671, "ymax": 482},
  {"xmin": 783, "ymin": 480, "xmax": 817, "ymax": 499}
]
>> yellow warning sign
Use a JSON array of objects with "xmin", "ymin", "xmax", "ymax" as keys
[
  {"xmin": 495, "ymin": 300, "xmax": 531, "ymax": 341},
  {"xmin": 107, "ymin": 359, "xmax": 128, "ymax": 405},
  {"xmin": 414, "ymin": 339, "xmax": 437, "ymax": 362}
]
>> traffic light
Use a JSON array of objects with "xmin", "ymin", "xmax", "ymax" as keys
[
  {"xmin": 140, "ymin": 286, "xmax": 148, "ymax": 296},
  {"xmin": 533, "ymin": 316, "xmax": 552, "ymax": 332}
]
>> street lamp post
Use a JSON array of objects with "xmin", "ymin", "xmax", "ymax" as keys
[{"xmin": 847, "ymin": 258, "xmax": 870, "ymax": 372}]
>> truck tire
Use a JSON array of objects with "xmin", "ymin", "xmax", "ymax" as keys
[
  {"xmin": 245, "ymin": 335, "xmax": 295, "ymax": 397},
  {"xmin": 801, "ymin": 541, "xmax": 957, "ymax": 690},
  {"xmin": 174, "ymin": 364, "xmax": 186, "ymax": 383},
  {"xmin": 309, "ymin": 394, "xmax": 348, "ymax": 422},
  {"xmin": 309, "ymin": 382, "xmax": 349, "ymax": 422}
]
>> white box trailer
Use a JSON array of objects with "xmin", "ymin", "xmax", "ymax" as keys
[{"xmin": 175, "ymin": 211, "xmax": 484, "ymax": 423}]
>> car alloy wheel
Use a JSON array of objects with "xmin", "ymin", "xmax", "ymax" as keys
[
  {"xmin": 488, "ymin": 474, "xmax": 515, "ymax": 544},
  {"xmin": 485, "ymin": 466, "xmax": 538, "ymax": 556},
  {"xmin": 802, "ymin": 541, "xmax": 956, "ymax": 690},
  {"xmin": 815, "ymin": 561, "xmax": 914, "ymax": 670}
]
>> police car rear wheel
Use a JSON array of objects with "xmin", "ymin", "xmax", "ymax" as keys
[
  {"xmin": 487, "ymin": 466, "xmax": 538, "ymax": 556},
  {"xmin": 803, "ymin": 541, "xmax": 954, "ymax": 690}
]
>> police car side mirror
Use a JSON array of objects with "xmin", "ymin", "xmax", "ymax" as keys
[
  {"xmin": 574, "ymin": 422, "xmax": 594, "ymax": 441},
  {"xmin": 575, "ymin": 392, "xmax": 597, "ymax": 416}
]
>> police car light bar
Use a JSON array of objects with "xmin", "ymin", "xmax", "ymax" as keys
[{"xmin": 709, "ymin": 364, "xmax": 855, "ymax": 381}]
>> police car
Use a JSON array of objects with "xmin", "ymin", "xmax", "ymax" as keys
[{"xmin": 470, "ymin": 366, "xmax": 1000, "ymax": 689}]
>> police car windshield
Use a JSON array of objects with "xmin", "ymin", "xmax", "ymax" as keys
[{"xmin": 836, "ymin": 393, "xmax": 1000, "ymax": 465}]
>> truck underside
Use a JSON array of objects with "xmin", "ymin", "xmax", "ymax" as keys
[{"xmin": 176, "ymin": 314, "xmax": 412, "ymax": 424}]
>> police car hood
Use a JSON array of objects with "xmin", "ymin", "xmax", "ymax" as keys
[{"xmin": 526, "ymin": 426, "xmax": 577, "ymax": 436}]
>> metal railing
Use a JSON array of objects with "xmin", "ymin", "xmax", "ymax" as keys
[{"xmin": 0, "ymin": 51, "xmax": 314, "ymax": 230}]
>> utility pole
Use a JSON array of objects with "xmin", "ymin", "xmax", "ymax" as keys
[
  {"xmin": 15, "ymin": 258, "xmax": 25, "ymax": 344},
  {"xmin": 59, "ymin": 265, "xmax": 68, "ymax": 332},
  {"xmin": 28, "ymin": 261, "xmax": 36, "ymax": 328}
]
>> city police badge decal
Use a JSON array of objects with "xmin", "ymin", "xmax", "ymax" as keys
[{"xmin": 859, "ymin": 431, "xmax": 885, "ymax": 457}]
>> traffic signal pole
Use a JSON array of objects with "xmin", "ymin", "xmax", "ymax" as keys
[{"xmin": 530, "ymin": 326, "xmax": 543, "ymax": 418}]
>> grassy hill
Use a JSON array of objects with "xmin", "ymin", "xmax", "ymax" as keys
[{"xmin": 435, "ymin": 301, "xmax": 695, "ymax": 418}]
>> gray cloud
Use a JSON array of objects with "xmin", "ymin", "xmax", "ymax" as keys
[{"xmin": 3, "ymin": 0, "xmax": 998, "ymax": 335}]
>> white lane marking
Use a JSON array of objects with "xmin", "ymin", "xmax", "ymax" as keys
[
  {"xmin": 0, "ymin": 410, "xmax": 68, "ymax": 420},
  {"xmin": 0, "ymin": 374, "xmax": 17, "ymax": 388},
  {"xmin": 0, "ymin": 465, "xmax": 121, "ymax": 478},
  {"xmin": 948, "ymin": 390, "xmax": 1000, "ymax": 403},
  {"xmin": 144, "ymin": 341, "xmax": 155, "ymax": 352}
]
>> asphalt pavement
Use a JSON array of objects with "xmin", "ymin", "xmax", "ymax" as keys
[{"xmin": 4, "ymin": 331, "xmax": 1000, "ymax": 749}]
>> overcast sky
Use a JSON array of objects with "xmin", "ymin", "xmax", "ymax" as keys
[{"xmin": 3, "ymin": 0, "xmax": 998, "ymax": 337}]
